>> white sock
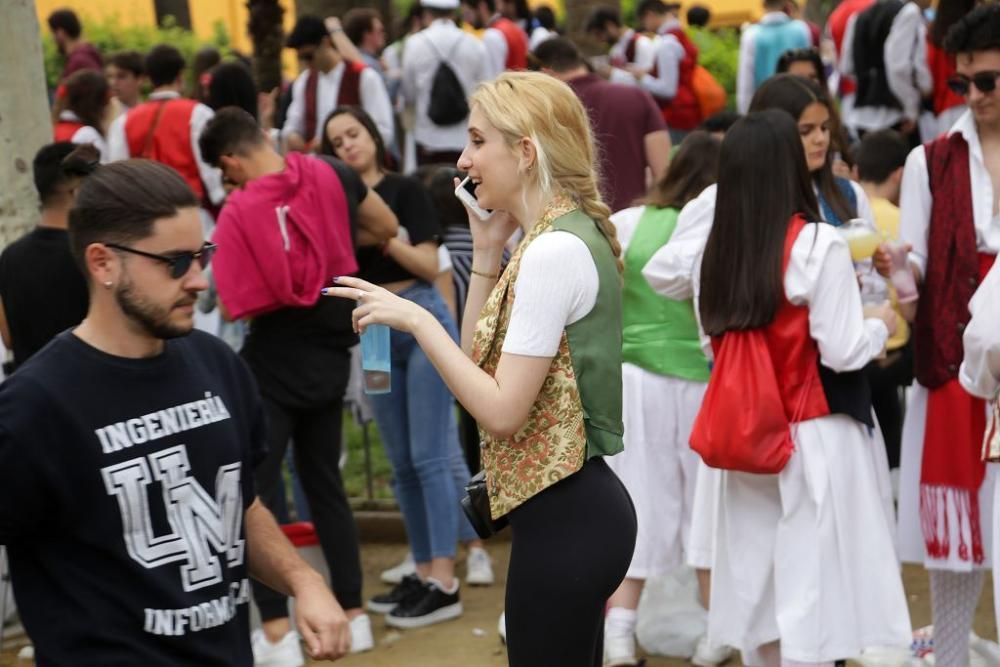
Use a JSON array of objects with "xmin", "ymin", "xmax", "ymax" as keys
[
  {"xmin": 930, "ymin": 569, "xmax": 984, "ymax": 666},
  {"xmin": 605, "ymin": 607, "xmax": 638, "ymax": 638},
  {"xmin": 427, "ymin": 577, "xmax": 459, "ymax": 595}
]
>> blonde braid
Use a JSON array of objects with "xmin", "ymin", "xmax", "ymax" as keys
[{"xmin": 568, "ymin": 175, "xmax": 623, "ymax": 277}]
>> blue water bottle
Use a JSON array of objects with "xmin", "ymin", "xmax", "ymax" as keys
[{"xmin": 360, "ymin": 324, "xmax": 391, "ymax": 394}]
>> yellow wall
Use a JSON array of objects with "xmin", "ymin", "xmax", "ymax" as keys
[
  {"xmin": 35, "ymin": 0, "xmax": 156, "ymax": 26},
  {"xmin": 36, "ymin": 0, "xmax": 300, "ymax": 78}
]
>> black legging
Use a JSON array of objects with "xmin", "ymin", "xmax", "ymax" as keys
[
  {"xmin": 253, "ymin": 396, "xmax": 363, "ymax": 618},
  {"xmin": 505, "ymin": 457, "xmax": 637, "ymax": 667}
]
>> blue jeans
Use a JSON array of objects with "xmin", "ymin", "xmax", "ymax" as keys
[
  {"xmin": 369, "ymin": 283, "xmax": 463, "ymax": 562},
  {"xmin": 447, "ymin": 410, "xmax": 479, "ymax": 544}
]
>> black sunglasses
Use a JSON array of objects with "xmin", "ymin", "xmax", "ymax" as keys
[
  {"xmin": 947, "ymin": 71, "xmax": 1000, "ymax": 96},
  {"xmin": 106, "ymin": 242, "xmax": 217, "ymax": 279}
]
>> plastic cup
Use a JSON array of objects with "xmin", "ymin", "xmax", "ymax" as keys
[
  {"xmin": 886, "ymin": 240, "xmax": 918, "ymax": 303},
  {"xmin": 838, "ymin": 218, "xmax": 882, "ymax": 262},
  {"xmin": 360, "ymin": 324, "xmax": 391, "ymax": 395}
]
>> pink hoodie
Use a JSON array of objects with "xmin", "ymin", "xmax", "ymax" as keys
[{"xmin": 212, "ymin": 153, "xmax": 358, "ymax": 320}]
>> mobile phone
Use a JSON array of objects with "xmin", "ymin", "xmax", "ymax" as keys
[{"xmin": 454, "ymin": 176, "xmax": 493, "ymax": 221}]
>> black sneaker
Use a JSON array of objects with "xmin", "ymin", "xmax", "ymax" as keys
[
  {"xmin": 385, "ymin": 579, "xmax": 462, "ymax": 629},
  {"xmin": 366, "ymin": 574, "xmax": 425, "ymax": 614}
]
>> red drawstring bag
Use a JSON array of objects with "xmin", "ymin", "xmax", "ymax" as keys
[
  {"xmin": 690, "ymin": 329, "xmax": 797, "ymax": 473},
  {"xmin": 691, "ymin": 327, "xmax": 816, "ymax": 474}
]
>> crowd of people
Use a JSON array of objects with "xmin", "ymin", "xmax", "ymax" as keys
[{"xmin": 0, "ymin": 0, "xmax": 999, "ymax": 666}]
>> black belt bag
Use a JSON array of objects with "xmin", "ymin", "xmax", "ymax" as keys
[{"xmin": 460, "ymin": 470, "xmax": 509, "ymax": 539}]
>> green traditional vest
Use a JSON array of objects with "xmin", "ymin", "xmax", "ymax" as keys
[
  {"xmin": 622, "ymin": 206, "xmax": 710, "ymax": 382},
  {"xmin": 471, "ymin": 200, "xmax": 623, "ymax": 518},
  {"xmin": 554, "ymin": 211, "xmax": 626, "ymax": 459}
]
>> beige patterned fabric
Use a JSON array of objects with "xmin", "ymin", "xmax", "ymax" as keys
[{"xmin": 471, "ymin": 196, "xmax": 588, "ymax": 519}]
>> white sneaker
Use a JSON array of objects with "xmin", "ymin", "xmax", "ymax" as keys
[
  {"xmin": 349, "ymin": 614, "xmax": 374, "ymax": 654},
  {"xmin": 251, "ymin": 629, "xmax": 304, "ymax": 667},
  {"xmin": 465, "ymin": 547, "xmax": 495, "ymax": 586},
  {"xmin": 691, "ymin": 634, "xmax": 734, "ymax": 667},
  {"xmin": 498, "ymin": 612, "xmax": 506, "ymax": 643},
  {"xmin": 380, "ymin": 552, "xmax": 416, "ymax": 585},
  {"xmin": 603, "ymin": 628, "xmax": 638, "ymax": 666}
]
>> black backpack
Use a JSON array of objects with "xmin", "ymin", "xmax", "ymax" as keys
[{"xmin": 426, "ymin": 37, "xmax": 469, "ymax": 126}]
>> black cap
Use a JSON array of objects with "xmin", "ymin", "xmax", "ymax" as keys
[{"xmin": 286, "ymin": 15, "xmax": 328, "ymax": 48}]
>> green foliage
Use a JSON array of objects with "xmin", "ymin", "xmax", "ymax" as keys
[
  {"xmin": 688, "ymin": 26, "xmax": 740, "ymax": 110},
  {"xmin": 41, "ymin": 14, "xmax": 231, "ymax": 89}
]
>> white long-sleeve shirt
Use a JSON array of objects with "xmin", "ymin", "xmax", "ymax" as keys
[
  {"xmin": 839, "ymin": 0, "xmax": 931, "ymax": 129},
  {"xmin": 736, "ymin": 12, "xmax": 812, "ymax": 114},
  {"xmin": 639, "ymin": 19, "xmax": 686, "ymax": 101},
  {"xmin": 961, "ymin": 258, "xmax": 1000, "ymax": 400},
  {"xmin": 899, "ymin": 110, "xmax": 1000, "ymax": 279},
  {"xmin": 608, "ymin": 28, "xmax": 656, "ymax": 87},
  {"xmin": 57, "ymin": 110, "xmax": 109, "ymax": 163},
  {"xmin": 692, "ymin": 222, "xmax": 889, "ymax": 368},
  {"xmin": 107, "ymin": 90, "xmax": 224, "ymax": 205},
  {"xmin": 643, "ymin": 180, "xmax": 874, "ymax": 300},
  {"xmin": 401, "ymin": 20, "xmax": 488, "ymax": 152},
  {"xmin": 281, "ymin": 61, "xmax": 395, "ymax": 148}
]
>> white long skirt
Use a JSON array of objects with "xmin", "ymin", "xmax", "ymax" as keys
[
  {"xmin": 709, "ymin": 414, "xmax": 912, "ymax": 662},
  {"xmin": 606, "ymin": 364, "xmax": 705, "ymax": 579},
  {"xmin": 897, "ymin": 383, "xmax": 996, "ymax": 570},
  {"xmin": 687, "ymin": 459, "xmax": 721, "ymax": 570}
]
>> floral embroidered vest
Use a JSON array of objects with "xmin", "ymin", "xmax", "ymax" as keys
[{"xmin": 471, "ymin": 200, "xmax": 624, "ymax": 519}]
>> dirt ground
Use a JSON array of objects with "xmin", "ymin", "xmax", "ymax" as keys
[{"xmin": 1, "ymin": 541, "xmax": 996, "ymax": 667}]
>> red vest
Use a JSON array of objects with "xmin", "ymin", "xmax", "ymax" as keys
[
  {"xmin": 652, "ymin": 28, "xmax": 702, "ymax": 131},
  {"xmin": 338, "ymin": 61, "xmax": 365, "ymax": 106},
  {"xmin": 490, "ymin": 17, "xmax": 528, "ymax": 70},
  {"xmin": 927, "ymin": 40, "xmax": 965, "ymax": 117},
  {"xmin": 125, "ymin": 98, "xmax": 204, "ymax": 200},
  {"xmin": 53, "ymin": 120, "xmax": 84, "ymax": 143},
  {"xmin": 761, "ymin": 216, "xmax": 831, "ymax": 422},
  {"xmin": 914, "ymin": 133, "xmax": 992, "ymax": 388}
]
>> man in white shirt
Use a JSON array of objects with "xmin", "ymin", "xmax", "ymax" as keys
[
  {"xmin": 735, "ymin": 0, "xmax": 812, "ymax": 114},
  {"xmin": 839, "ymin": 0, "xmax": 932, "ymax": 140},
  {"xmin": 403, "ymin": 0, "xmax": 489, "ymax": 167},
  {"xmin": 585, "ymin": 6, "xmax": 656, "ymax": 86},
  {"xmin": 631, "ymin": 0, "xmax": 703, "ymax": 139},
  {"xmin": 874, "ymin": 4, "xmax": 1000, "ymax": 662},
  {"xmin": 281, "ymin": 16, "xmax": 394, "ymax": 153}
]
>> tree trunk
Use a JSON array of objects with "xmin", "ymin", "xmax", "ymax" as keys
[
  {"xmin": 248, "ymin": 0, "xmax": 285, "ymax": 94},
  {"xmin": 565, "ymin": 0, "xmax": 618, "ymax": 54},
  {"xmin": 0, "ymin": 0, "xmax": 52, "ymax": 249}
]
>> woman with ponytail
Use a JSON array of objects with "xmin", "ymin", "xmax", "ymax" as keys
[{"xmin": 324, "ymin": 71, "xmax": 636, "ymax": 666}]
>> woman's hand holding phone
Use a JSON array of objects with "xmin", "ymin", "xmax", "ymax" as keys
[{"xmin": 453, "ymin": 177, "xmax": 518, "ymax": 257}]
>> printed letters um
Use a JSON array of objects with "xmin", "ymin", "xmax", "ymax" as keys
[{"xmin": 102, "ymin": 444, "xmax": 245, "ymax": 593}]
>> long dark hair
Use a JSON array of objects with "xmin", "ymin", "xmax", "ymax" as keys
[
  {"xmin": 63, "ymin": 69, "xmax": 110, "ymax": 136},
  {"xmin": 318, "ymin": 105, "xmax": 388, "ymax": 172},
  {"xmin": 698, "ymin": 110, "xmax": 819, "ymax": 335},
  {"xmin": 749, "ymin": 74, "xmax": 855, "ymax": 223},
  {"xmin": 641, "ymin": 131, "xmax": 720, "ymax": 209}
]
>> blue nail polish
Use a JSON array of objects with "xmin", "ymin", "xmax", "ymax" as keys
[
  {"xmin": 320, "ymin": 288, "xmax": 329, "ymax": 295},
  {"xmin": 332, "ymin": 276, "xmax": 341, "ymax": 282}
]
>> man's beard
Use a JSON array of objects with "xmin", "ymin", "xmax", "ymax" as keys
[{"xmin": 115, "ymin": 278, "xmax": 196, "ymax": 340}]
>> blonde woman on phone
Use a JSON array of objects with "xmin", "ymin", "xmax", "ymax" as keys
[{"xmin": 325, "ymin": 71, "xmax": 636, "ymax": 666}]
